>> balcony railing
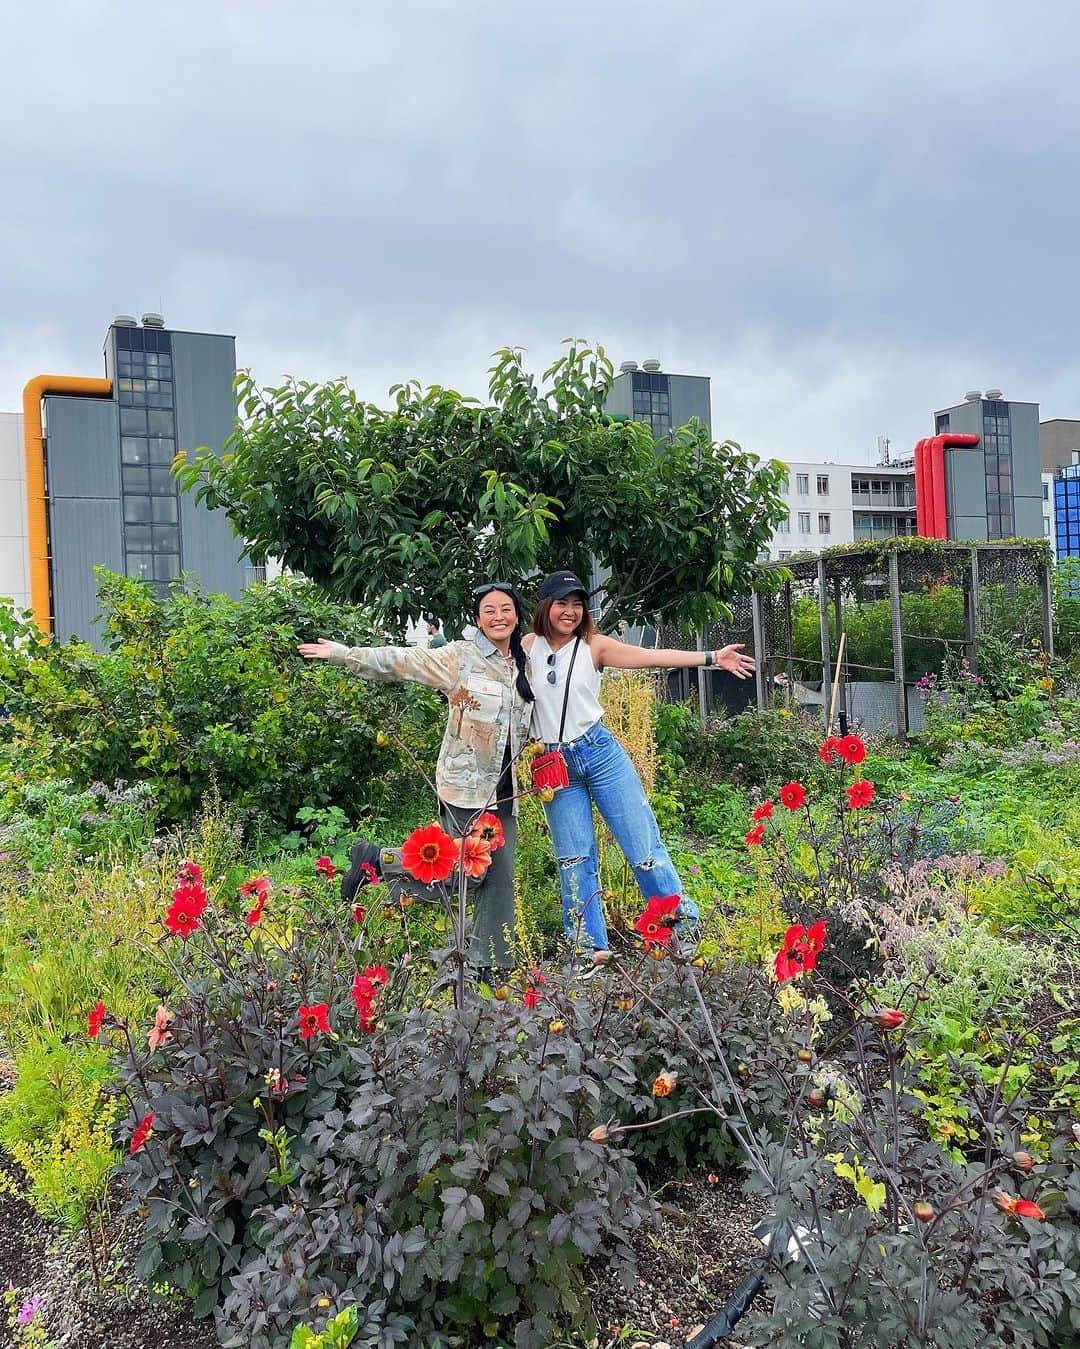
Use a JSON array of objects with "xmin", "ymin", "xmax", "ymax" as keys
[{"xmin": 851, "ymin": 489, "xmax": 916, "ymax": 509}]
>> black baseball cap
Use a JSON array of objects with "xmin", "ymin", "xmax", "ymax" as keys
[{"xmin": 537, "ymin": 570, "xmax": 588, "ymax": 602}]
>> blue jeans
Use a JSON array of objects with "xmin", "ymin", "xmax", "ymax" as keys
[{"xmin": 542, "ymin": 722, "xmax": 698, "ymax": 952}]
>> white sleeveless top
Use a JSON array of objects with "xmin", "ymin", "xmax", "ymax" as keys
[{"xmin": 530, "ymin": 635, "xmax": 605, "ymax": 744}]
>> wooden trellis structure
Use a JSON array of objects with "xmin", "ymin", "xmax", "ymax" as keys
[{"xmin": 659, "ymin": 540, "xmax": 1053, "ymax": 735}]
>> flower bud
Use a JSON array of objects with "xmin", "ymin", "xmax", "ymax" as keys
[
  {"xmin": 690, "ymin": 956, "xmax": 706, "ymax": 968},
  {"xmin": 616, "ymin": 997, "xmax": 635, "ymax": 1012},
  {"xmin": 872, "ymin": 1008, "xmax": 905, "ymax": 1030},
  {"xmin": 993, "ymin": 1190, "xmax": 1017, "ymax": 1214},
  {"xmin": 589, "ymin": 1124, "xmax": 611, "ymax": 1143},
  {"xmin": 548, "ymin": 1019, "xmax": 565, "ymax": 1034},
  {"xmin": 651, "ymin": 1070, "xmax": 678, "ymax": 1098},
  {"xmin": 797, "ymin": 1049, "xmax": 813, "ymax": 1064},
  {"xmin": 1012, "ymin": 1150, "xmax": 1035, "ymax": 1172},
  {"xmin": 592, "ymin": 949, "xmax": 612, "ymax": 966},
  {"xmin": 807, "ymin": 1088, "xmax": 826, "ymax": 1109},
  {"xmin": 375, "ymin": 732, "xmax": 390, "ymax": 747},
  {"xmin": 493, "ymin": 986, "xmax": 509, "ymax": 1002},
  {"xmin": 913, "ymin": 1201, "xmax": 934, "ymax": 1223}
]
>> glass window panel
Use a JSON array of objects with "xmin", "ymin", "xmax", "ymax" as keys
[
  {"xmin": 126, "ymin": 554, "xmax": 153, "ymax": 580},
  {"xmin": 125, "ymin": 524, "xmax": 152, "ymax": 550},
  {"xmin": 120, "ymin": 407, "xmax": 147, "ymax": 435},
  {"xmin": 151, "ymin": 496, "xmax": 178, "ymax": 523},
  {"xmin": 117, "ymin": 355, "xmax": 132, "ymax": 374},
  {"xmin": 146, "ymin": 352, "xmax": 159, "ymax": 367},
  {"xmin": 158, "ymin": 354, "xmax": 171, "ymax": 371},
  {"xmin": 152, "ymin": 525, "xmax": 179, "ymax": 553},
  {"xmin": 147, "ymin": 410, "xmax": 174, "ymax": 435},
  {"xmin": 154, "ymin": 554, "xmax": 180, "ymax": 582},
  {"xmin": 122, "ymin": 465, "xmax": 149, "ymax": 493},
  {"xmin": 149, "ymin": 468, "xmax": 174, "ymax": 494},
  {"xmin": 121, "ymin": 437, "xmax": 148, "ymax": 464},
  {"xmin": 124, "ymin": 497, "xmax": 152, "ymax": 524},
  {"xmin": 118, "ymin": 379, "xmax": 132, "ymax": 393},
  {"xmin": 148, "ymin": 437, "xmax": 175, "ymax": 465}
]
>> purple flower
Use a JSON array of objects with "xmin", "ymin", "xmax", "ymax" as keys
[
  {"xmin": 18, "ymin": 1295, "xmax": 41, "ymax": 1324},
  {"xmin": 690, "ymin": 865, "xmax": 700, "ymax": 874}
]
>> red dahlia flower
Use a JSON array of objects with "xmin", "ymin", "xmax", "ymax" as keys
[
  {"xmin": 745, "ymin": 823, "xmax": 766, "ymax": 847},
  {"xmin": 779, "ymin": 782, "xmax": 807, "ymax": 810},
  {"xmin": 751, "ymin": 801, "xmax": 775, "ymax": 820},
  {"xmin": 523, "ymin": 985, "xmax": 542, "ymax": 1009},
  {"xmin": 846, "ymin": 780, "xmax": 875, "ymax": 810},
  {"xmin": 164, "ymin": 888, "xmax": 207, "ymax": 939},
  {"xmin": 315, "ymin": 856, "xmax": 338, "ymax": 880},
  {"xmin": 872, "ymin": 1007, "xmax": 905, "ymax": 1030},
  {"xmin": 245, "ymin": 896, "xmax": 267, "ymax": 928},
  {"xmin": 469, "ymin": 812, "xmax": 505, "ymax": 850},
  {"xmin": 130, "ymin": 1111, "xmax": 154, "ymax": 1154},
  {"xmin": 147, "ymin": 1005, "xmax": 173, "ymax": 1052},
  {"xmin": 818, "ymin": 737, "xmax": 843, "ymax": 764},
  {"xmin": 352, "ymin": 904, "xmax": 366, "ymax": 923},
  {"xmin": 837, "ymin": 734, "xmax": 867, "ymax": 765},
  {"xmin": 239, "ymin": 875, "xmax": 270, "ymax": 902},
  {"xmin": 87, "ymin": 1000, "xmax": 107, "ymax": 1038},
  {"xmin": 633, "ymin": 895, "xmax": 680, "ymax": 948},
  {"xmin": 176, "ymin": 860, "xmax": 203, "ymax": 886},
  {"xmin": 363, "ymin": 964, "xmax": 389, "ymax": 987},
  {"xmin": 1014, "ymin": 1199, "xmax": 1047, "ymax": 1220},
  {"xmin": 400, "ymin": 824, "xmax": 457, "ymax": 884},
  {"xmin": 297, "ymin": 1003, "xmax": 330, "ymax": 1039},
  {"xmin": 358, "ymin": 861, "xmax": 380, "ymax": 887},
  {"xmin": 774, "ymin": 921, "xmax": 827, "ymax": 983},
  {"xmin": 455, "ymin": 834, "xmax": 493, "ymax": 879}
]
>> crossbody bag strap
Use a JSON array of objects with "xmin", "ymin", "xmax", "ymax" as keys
[{"xmin": 556, "ymin": 638, "xmax": 581, "ymax": 747}]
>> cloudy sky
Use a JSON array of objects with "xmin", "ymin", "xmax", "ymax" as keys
[{"xmin": 3, "ymin": 0, "xmax": 1078, "ymax": 464}]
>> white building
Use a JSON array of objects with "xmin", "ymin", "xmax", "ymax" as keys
[
  {"xmin": 764, "ymin": 457, "xmax": 917, "ymax": 560},
  {"xmin": 0, "ymin": 411, "xmax": 30, "ymax": 613},
  {"xmin": 1041, "ymin": 472, "xmax": 1056, "ymax": 559}
]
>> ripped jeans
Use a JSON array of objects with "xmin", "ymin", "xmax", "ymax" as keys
[{"xmin": 542, "ymin": 721, "xmax": 698, "ymax": 952}]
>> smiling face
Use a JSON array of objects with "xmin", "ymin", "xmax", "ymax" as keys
[
  {"xmin": 549, "ymin": 592, "xmax": 586, "ymax": 638},
  {"xmin": 475, "ymin": 590, "xmax": 518, "ymax": 649}
]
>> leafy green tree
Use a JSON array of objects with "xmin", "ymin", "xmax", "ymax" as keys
[{"xmin": 174, "ymin": 341, "xmax": 787, "ymax": 632}]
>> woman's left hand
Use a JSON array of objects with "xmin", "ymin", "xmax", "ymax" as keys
[{"xmin": 714, "ymin": 643, "xmax": 756, "ymax": 678}]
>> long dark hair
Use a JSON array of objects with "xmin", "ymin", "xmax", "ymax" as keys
[
  {"xmin": 472, "ymin": 585, "xmax": 534, "ymax": 703},
  {"xmin": 531, "ymin": 593, "xmax": 596, "ymax": 644}
]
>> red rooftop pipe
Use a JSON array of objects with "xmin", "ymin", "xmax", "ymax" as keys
[{"xmin": 913, "ymin": 433, "xmax": 980, "ymax": 538}]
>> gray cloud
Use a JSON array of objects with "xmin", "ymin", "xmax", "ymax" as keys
[{"xmin": 2, "ymin": 0, "xmax": 1079, "ymax": 463}]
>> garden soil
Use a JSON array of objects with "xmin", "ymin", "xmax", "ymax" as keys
[{"xmin": 0, "ymin": 1161, "xmax": 762, "ymax": 1349}]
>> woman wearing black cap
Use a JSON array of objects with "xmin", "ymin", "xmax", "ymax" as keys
[
  {"xmin": 526, "ymin": 570, "xmax": 755, "ymax": 954},
  {"xmin": 298, "ymin": 583, "xmax": 534, "ymax": 974}
]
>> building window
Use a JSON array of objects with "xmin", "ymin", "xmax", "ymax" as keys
[
  {"xmin": 116, "ymin": 327, "xmax": 181, "ymax": 595},
  {"xmin": 817, "ymin": 474, "xmax": 829, "ymax": 496},
  {"xmin": 798, "ymin": 512, "xmax": 811, "ymax": 534},
  {"xmin": 796, "ymin": 473, "xmax": 809, "ymax": 494},
  {"xmin": 778, "ymin": 550, "xmax": 792, "ymax": 560},
  {"xmin": 935, "ymin": 412, "xmax": 951, "ymax": 433},
  {"xmin": 818, "ymin": 512, "xmax": 831, "ymax": 534},
  {"xmin": 777, "ymin": 512, "xmax": 790, "ymax": 534},
  {"xmin": 982, "ymin": 402, "xmax": 1013, "ymax": 540},
  {"xmin": 630, "ymin": 371, "xmax": 671, "ymax": 439},
  {"xmin": 1043, "ymin": 482, "xmax": 1050, "ymax": 501}
]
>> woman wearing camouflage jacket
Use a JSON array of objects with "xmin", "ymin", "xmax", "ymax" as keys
[{"xmin": 298, "ymin": 583, "xmax": 534, "ymax": 974}]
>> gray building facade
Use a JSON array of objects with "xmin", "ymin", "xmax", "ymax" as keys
[
  {"xmin": 45, "ymin": 315, "xmax": 248, "ymax": 644},
  {"xmin": 605, "ymin": 359, "xmax": 712, "ymax": 437},
  {"xmin": 932, "ymin": 392, "xmax": 1043, "ymax": 542},
  {"xmin": 1041, "ymin": 418, "xmax": 1080, "ymax": 474}
]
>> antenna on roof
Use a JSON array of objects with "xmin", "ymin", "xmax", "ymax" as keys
[{"xmin": 877, "ymin": 434, "xmax": 891, "ymax": 466}]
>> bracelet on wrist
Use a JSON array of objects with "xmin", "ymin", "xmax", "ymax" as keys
[{"xmin": 703, "ymin": 650, "xmax": 714, "ymax": 668}]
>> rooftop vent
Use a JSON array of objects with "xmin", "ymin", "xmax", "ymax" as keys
[
  {"xmin": 964, "ymin": 390, "xmax": 982, "ymax": 402},
  {"xmin": 113, "ymin": 315, "xmax": 138, "ymax": 327},
  {"xmin": 141, "ymin": 313, "xmax": 165, "ymax": 329},
  {"xmin": 985, "ymin": 388, "xmax": 1003, "ymax": 400},
  {"xmin": 619, "ymin": 360, "xmax": 639, "ymax": 373},
  {"xmin": 641, "ymin": 358, "xmax": 662, "ymax": 372}
]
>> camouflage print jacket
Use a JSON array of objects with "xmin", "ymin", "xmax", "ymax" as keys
[{"xmin": 327, "ymin": 633, "xmax": 533, "ymax": 811}]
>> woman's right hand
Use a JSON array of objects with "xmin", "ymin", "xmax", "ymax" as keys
[{"xmin": 297, "ymin": 638, "xmax": 336, "ymax": 660}]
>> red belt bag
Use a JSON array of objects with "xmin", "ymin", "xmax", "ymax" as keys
[{"xmin": 530, "ymin": 637, "xmax": 580, "ymax": 795}]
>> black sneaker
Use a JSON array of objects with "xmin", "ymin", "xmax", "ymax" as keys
[{"xmin": 341, "ymin": 836, "xmax": 383, "ymax": 904}]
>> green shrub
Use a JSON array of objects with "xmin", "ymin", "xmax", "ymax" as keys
[{"xmin": 0, "ymin": 574, "xmax": 442, "ymax": 831}]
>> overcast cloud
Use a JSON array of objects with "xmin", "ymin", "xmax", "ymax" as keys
[{"xmin": 2, "ymin": 0, "xmax": 1078, "ymax": 464}]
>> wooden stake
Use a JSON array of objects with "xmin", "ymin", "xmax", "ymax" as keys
[{"xmin": 826, "ymin": 630, "xmax": 848, "ymax": 735}]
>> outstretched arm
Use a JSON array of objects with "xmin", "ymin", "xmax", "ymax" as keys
[
  {"xmin": 591, "ymin": 633, "xmax": 756, "ymax": 679},
  {"xmin": 297, "ymin": 638, "xmax": 460, "ymax": 692}
]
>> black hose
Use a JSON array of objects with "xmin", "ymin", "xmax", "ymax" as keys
[{"xmin": 682, "ymin": 1267, "xmax": 765, "ymax": 1348}]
